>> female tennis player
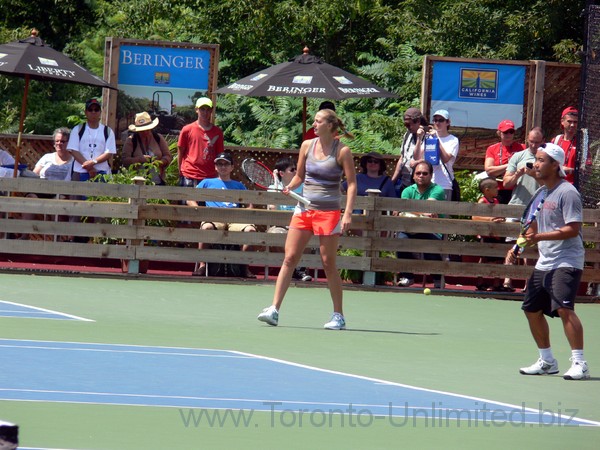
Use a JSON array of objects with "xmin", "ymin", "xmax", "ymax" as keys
[{"xmin": 258, "ymin": 109, "xmax": 357, "ymax": 330}]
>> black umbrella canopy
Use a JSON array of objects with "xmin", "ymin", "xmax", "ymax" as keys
[
  {"xmin": 0, "ymin": 30, "xmax": 115, "ymax": 176},
  {"xmin": 216, "ymin": 49, "xmax": 396, "ymax": 100},
  {"xmin": 0, "ymin": 34, "xmax": 112, "ymax": 88},
  {"xmin": 216, "ymin": 48, "xmax": 397, "ymax": 135}
]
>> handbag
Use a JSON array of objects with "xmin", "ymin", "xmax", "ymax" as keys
[{"xmin": 441, "ymin": 160, "xmax": 461, "ymax": 202}]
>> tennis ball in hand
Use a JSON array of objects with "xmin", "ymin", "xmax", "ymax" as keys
[
  {"xmin": 516, "ymin": 236, "xmax": 528, "ymax": 247},
  {"xmin": 423, "ymin": 288, "xmax": 431, "ymax": 295}
]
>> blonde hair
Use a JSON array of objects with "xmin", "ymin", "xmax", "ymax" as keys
[{"xmin": 318, "ymin": 109, "xmax": 355, "ymax": 139}]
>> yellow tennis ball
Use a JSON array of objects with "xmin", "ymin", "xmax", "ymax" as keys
[
  {"xmin": 517, "ymin": 236, "xmax": 527, "ymax": 247},
  {"xmin": 423, "ymin": 288, "xmax": 431, "ymax": 295}
]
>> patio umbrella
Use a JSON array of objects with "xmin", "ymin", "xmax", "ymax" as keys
[
  {"xmin": 216, "ymin": 47, "xmax": 397, "ymax": 135},
  {"xmin": 0, "ymin": 30, "xmax": 115, "ymax": 176}
]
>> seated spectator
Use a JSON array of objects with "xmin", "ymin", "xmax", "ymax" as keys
[
  {"xmin": 21, "ymin": 128, "xmax": 74, "ymax": 240},
  {"xmin": 0, "ymin": 148, "xmax": 17, "ymax": 178},
  {"xmin": 122, "ymin": 112, "xmax": 172, "ymax": 185},
  {"xmin": 33, "ymin": 127, "xmax": 74, "ymax": 185},
  {"xmin": 190, "ymin": 151, "xmax": 257, "ymax": 278},
  {"xmin": 267, "ymin": 156, "xmax": 312, "ymax": 282},
  {"xmin": 472, "ymin": 177, "xmax": 505, "ymax": 291},
  {"xmin": 395, "ymin": 161, "xmax": 446, "ymax": 288},
  {"xmin": 343, "ymin": 151, "xmax": 396, "ymax": 236},
  {"xmin": 344, "ymin": 151, "xmax": 396, "ymax": 199}
]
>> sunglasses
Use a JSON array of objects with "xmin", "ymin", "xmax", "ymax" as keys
[
  {"xmin": 502, "ymin": 129, "xmax": 515, "ymax": 134},
  {"xmin": 433, "ymin": 118, "xmax": 446, "ymax": 123},
  {"xmin": 215, "ymin": 161, "xmax": 231, "ymax": 166},
  {"xmin": 415, "ymin": 171, "xmax": 430, "ymax": 176},
  {"xmin": 87, "ymin": 107, "xmax": 101, "ymax": 112},
  {"xmin": 366, "ymin": 158, "xmax": 381, "ymax": 164},
  {"xmin": 287, "ymin": 167, "xmax": 297, "ymax": 172}
]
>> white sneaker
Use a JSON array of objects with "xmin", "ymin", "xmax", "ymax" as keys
[
  {"xmin": 324, "ymin": 313, "xmax": 346, "ymax": 330},
  {"xmin": 257, "ymin": 306, "xmax": 278, "ymax": 326},
  {"xmin": 519, "ymin": 358, "xmax": 559, "ymax": 375},
  {"xmin": 397, "ymin": 277, "xmax": 414, "ymax": 287},
  {"xmin": 563, "ymin": 359, "xmax": 590, "ymax": 380}
]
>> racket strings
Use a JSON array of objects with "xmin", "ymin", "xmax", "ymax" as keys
[{"xmin": 243, "ymin": 162, "xmax": 274, "ymax": 188}]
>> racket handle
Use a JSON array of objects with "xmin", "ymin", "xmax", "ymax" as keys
[
  {"xmin": 288, "ymin": 189, "xmax": 311, "ymax": 206},
  {"xmin": 510, "ymin": 242, "xmax": 523, "ymax": 258}
]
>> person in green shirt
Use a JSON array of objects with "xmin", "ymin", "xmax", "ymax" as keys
[{"xmin": 396, "ymin": 161, "xmax": 446, "ymax": 288}]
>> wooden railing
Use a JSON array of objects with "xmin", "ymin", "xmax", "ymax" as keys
[{"xmin": 1, "ymin": 177, "xmax": 599, "ymax": 290}]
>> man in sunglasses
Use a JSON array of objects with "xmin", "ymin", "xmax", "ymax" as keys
[
  {"xmin": 395, "ymin": 161, "xmax": 446, "ymax": 288},
  {"xmin": 67, "ymin": 98, "xmax": 116, "ymax": 181},
  {"xmin": 484, "ymin": 119, "xmax": 525, "ymax": 204}
]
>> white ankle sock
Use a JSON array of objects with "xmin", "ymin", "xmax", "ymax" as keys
[
  {"xmin": 539, "ymin": 348, "xmax": 554, "ymax": 362},
  {"xmin": 571, "ymin": 349, "xmax": 585, "ymax": 363}
]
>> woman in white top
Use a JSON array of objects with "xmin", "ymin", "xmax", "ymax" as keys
[
  {"xmin": 34, "ymin": 127, "xmax": 74, "ymax": 182},
  {"xmin": 413, "ymin": 109, "xmax": 460, "ymax": 201}
]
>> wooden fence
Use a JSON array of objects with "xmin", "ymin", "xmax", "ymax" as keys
[{"xmin": 1, "ymin": 177, "xmax": 599, "ymax": 292}]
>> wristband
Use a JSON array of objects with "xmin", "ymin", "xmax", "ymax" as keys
[{"xmin": 92, "ymin": 159, "xmax": 98, "ymax": 165}]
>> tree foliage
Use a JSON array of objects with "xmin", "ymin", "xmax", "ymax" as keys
[{"xmin": 0, "ymin": 0, "xmax": 587, "ymax": 150}]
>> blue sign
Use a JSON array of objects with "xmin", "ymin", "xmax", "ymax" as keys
[
  {"xmin": 118, "ymin": 45, "xmax": 211, "ymax": 90},
  {"xmin": 430, "ymin": 60, "xmax": 526, "ymax": 129}
]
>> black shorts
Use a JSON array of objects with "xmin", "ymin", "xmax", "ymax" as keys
[{"xmin": 522, "ymin": 267, "xmax": 582, "ymax": 318}]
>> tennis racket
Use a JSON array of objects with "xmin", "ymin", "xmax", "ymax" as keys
[
  {"xmin": 511, "ymin": 188, "xmax": 547, "ymax": 258},
  {"xmin": 241, "ymin": 158, "xmax": 311, "ymax": 206}
]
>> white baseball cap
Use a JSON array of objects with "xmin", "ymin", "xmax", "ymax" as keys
[{"xmin": 539, "ymin": 143, "xmax": 567, "ymax": 178}]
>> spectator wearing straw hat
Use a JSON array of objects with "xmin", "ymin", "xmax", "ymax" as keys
[{"xmin": 122, "ymin": 112, "xmax": 172, "ymax": 185}]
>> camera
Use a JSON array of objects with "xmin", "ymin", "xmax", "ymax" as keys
[{"xmin": 526, "ymin": 162, "xmax": 533, "ymax": 169}]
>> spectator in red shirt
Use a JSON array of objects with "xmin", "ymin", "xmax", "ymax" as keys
[
  {"xmin": 177, "ymin": 97, "xmax": 224, "ymax": 189},
  {"xmin": 484, "ymin": 119, "xmax": 525, "ymax": 204},
  {"xmin": 551, "ymin": 106, "xmax": 578, "ymax": 184}
]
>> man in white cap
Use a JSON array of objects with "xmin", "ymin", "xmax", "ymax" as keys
[
  {"xmin": 518, "ymin": 143, "xmax": 589, "ymax": 380},
  {"xmin": 177, "ymin": 97, "xmax": 224, "ymax": 189}
]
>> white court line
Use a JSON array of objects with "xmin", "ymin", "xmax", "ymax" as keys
[
  {"xmin": 0, "ymin": 300, "xmax": 94, "ymax": 322},
  {"xmin": 0, "ymin": 343, "xmax": 252, "ymax": 358},
  {"xmin": 2, "ymin": 338, "xmax": 600, "ymax": 427}
]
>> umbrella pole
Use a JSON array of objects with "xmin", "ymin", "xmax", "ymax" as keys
[
  {"xmin": 302, "ymin": 97, "xmax": 307, "ymax": 137},
  {"xmin": 13, "ymin": 75, "xmax": 30, "ymax": 178}
]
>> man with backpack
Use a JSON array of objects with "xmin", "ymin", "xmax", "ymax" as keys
[{"xmin": 67, "ymin": 98, "xmax": 116, "ymax": 181}]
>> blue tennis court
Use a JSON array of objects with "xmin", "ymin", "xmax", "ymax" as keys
[{"xmin": 1, "ymin": 338, "xmax": 597, "ymax": 427}]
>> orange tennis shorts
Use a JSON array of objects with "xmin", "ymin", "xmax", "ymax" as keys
[{"xmin": 289, "ymin": 209, "xmax": 341, "ymax": 236}]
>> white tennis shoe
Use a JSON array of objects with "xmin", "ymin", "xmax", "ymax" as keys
[
  {"xmin": 257, "ymin": 305, "xmax": 278, "ymax": 326},
  {"xmin": 563, "ymin": 359, "xmax": 590, "ymax": 380},
  {"xmin": 519, "ymin": 358, "xmax": 559, "ymax": 375},
  {"xmin": 324, "ymin": 313, "xmax": 346, "ymax": 330}
]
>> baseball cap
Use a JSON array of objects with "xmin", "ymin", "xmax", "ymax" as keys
[
  {"xmin": 195, "ymin": 97, "xmax": 213, "ymax": 109},
  {"xmin": 561, "ymin": 106, "xmax": 578, "ymax": 118},
  {"xmin": 214, "ymin": 152, "xmax": 234, "ymax": 164},
  {"xmin": 498, "ymin": 119, "xmax": 515, "ymax": 132},
  {"xmin": 539, "ymin": 143, "xmax": 567, "ymax": 178},
  {"xmin": 433, "ymin": 109, "xmax": 450, "ymax": 120},
  {"xmin": 85, "ymin": 98, "xmax": 101, "ymax": 110}
]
